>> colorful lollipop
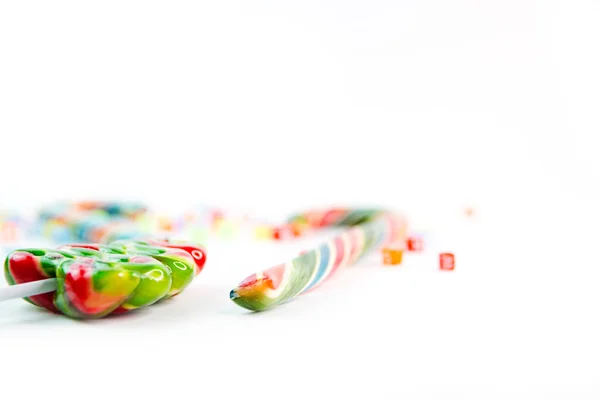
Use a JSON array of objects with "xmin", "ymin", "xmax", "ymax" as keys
[
  {"xmin": 229, "ymin": 209, "xmax": 407, "ymax": 311},
  {"xmin": 1, "ymin": 238, "xmax": 206, "ymax": 319}
]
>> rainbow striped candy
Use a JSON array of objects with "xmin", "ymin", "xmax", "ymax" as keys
[{"xmin": 229, "ymin": 209, "xmax": 407, "ymax": 311}]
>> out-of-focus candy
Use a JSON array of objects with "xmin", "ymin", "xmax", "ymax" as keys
[
  {"xmin": 254, "ymin": 225, "xmax": 273, "ymax": 240},
  {"xmin": 158, "ymin": 216, "xmax": 175, "ymax": 232},
  {"xmin": 0, "ymin": 221, "xmax": 19, "ymax": 242},
  {"xmin": 267, "ymin": 223, "xmax": 307, "ymax": 241},
  {"xmin": 272, "ymin": 227, "xmax": 281, "ymax": 240},
  {"xmin": 174, "ymin": 206, "xmax": 247, "ymax": 241},
  {"xmin": 0, "ymin": 212, "xmax": 27, "ymax": 244},
  {"xmin": 36, "ymin": 201, "xmax": 150, "ymax": 244},
  {"xmin": 73, "ymin": 201, "xmax": 147, "ymax": 219},
  {"xmin": 382, "ymin": 245, "xmax": 404, "ymax": 265},
  {"xmin": 439, "ymin": 253, "xmax": 455, "ymax": 271},
  {"xmin": 290, "ymin": 222, "xmax": 307, "ymax": 237},
  {"xmin": 406, "ymin": 235, "xmax": 424, "ymax": 252},
  {"xmin": 39, "ymin": 201, "xmax": 146, "ymax": 222},
  {"xmin": 4, "ymin": 238, "xmax": 207, "ymax": 319}
]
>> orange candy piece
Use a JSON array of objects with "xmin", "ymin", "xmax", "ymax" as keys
[{"xmin": 382, "ymin": 247, "xmax": 404, "ymax": 265}]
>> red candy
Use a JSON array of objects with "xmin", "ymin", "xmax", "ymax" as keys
[
  {"xmin": 406, "ymin": 236, "xmax": 424, "ymax": 252},
  {"xmin": 272, "ymin": 224, "xmax": 298, "ymax": 240},
  {"xmin": 145, "ymin": 239, "xmax": 207, "ymax": 275},
  {"xmin": 7, "ymin": 251, "xmax": 57, "ymax": 312},
  {"xmin": 439, "ymin": 253, "xmax": 455, "ymax": 271}
]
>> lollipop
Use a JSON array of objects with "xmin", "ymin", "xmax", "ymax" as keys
[
  {"xmin": 229, "ymin": 209, "xmax": 407, "ymax": 311},
  {"xmin": 1, "ymin": 238, "xmax": 206, "ymax": 319}
]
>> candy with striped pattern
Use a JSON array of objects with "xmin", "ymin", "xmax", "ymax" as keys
[{"xmin": 229, "ymin": 209, "xmax": 407, "ymax": 311}]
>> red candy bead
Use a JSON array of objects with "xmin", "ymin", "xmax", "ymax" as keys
[
  {"xmin": 439, "ymin": 253, "xmax": 455, "ymax": 271},
  {"xmin": 272, "ymin": 224, "xmax": 297, "ymax": 240},
  {"xmin": 406, "ymin": 236, "xmax": 424, "ymax": 252},
  {"xmin": 272, "ymin": 228, "xmax": 282, "ymax": 240},
  {"xmin": 290, "ymin": 223, "xmax": 305, "ymax": 237}
]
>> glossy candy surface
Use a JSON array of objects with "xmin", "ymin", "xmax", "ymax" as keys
[
  {"xmin": 4, "ymin": 238, "xmax": 206, "ymax": 319},
  {"xmin": 230, "ymin": 209, "xmax": 407, "ymax": 311}
]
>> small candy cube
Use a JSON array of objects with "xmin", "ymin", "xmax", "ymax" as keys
[
  {"xmin": 406, "ymin": 236, "xmax": 424, "ymax": 252},
  {"xmin": 272, "ymin": 227, "xmax": 282, "ymax": 240},
  {"xmin": 439, "ymin": 253, "xmax": 455, "ymax": 271},
  {"xmin": 254, "ymin": 225, "xmax": 273, "ymax": 240},
  {"xmin": 382, "ymin": 247, "xmax": 404, "ymax": 265},
  {"xmin": 158, "ymin": 216, "xmax": 175, "ymax": 232},
  {"xmin": 289, "ymin": 223, "xmax": 306, "ymax": 237},
  {"xmin": 272, "ymin": 225, "xmax": 295, "ymax": 240}
]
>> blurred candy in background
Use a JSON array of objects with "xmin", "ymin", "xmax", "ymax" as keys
[
  {"xmin": 35, "ymin": 201, "xmax": 150, "ymax": 244},
  {"xmin": 0, "ymin": 211, "xmax": 28, "ymax": 257},
  {"xmin": 13, "ymin": 201, "xmax": 300, "ymax": 250}
]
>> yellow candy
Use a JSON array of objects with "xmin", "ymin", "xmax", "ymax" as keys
[{"xmin": 254, "ymin": 225, "xmax": 272, "ymax": 240}]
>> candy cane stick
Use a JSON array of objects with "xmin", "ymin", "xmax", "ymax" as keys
[
  {"xmin": 0, "ymin": 278, "xmax": 57, "ymax": 302},
  {"xmin": 230, "ymin": 209, "xmax": 408, "ymax": 311}
]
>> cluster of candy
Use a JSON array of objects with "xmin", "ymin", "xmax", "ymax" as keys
[
  {"xmin": 35, "ymin": 202, "xmax": 257, "ymax": 245},
  {"xmin": 159, "ymin": 207, "xmax": 305, "ymax": 242},
  {"xmin": 4, "ymin": 238, "xmax": 206, "ymax": 319},
  {"xmin": 253, "ymin": 220, "xmax": 307, "ymax": 240},
  {"xmin": 3, "ymin": 204, "xmax": 460, "ymax": 318},
  {"xmin": 174, "ymin": 207, "xmax": 247, "ymax": 241},
  {"xmin": 0, "ymin": 212, "xmax": 25, "ymax": 244},
  {"xmin": 230, "ymin": 207, "xmax": 457, "ymax": 312},
  {"xmin": 36, "ymin": 201, "xmax": 150, "ymax": 243},
  {"xmin": 381, "ymin": 234, "xmax": 455, "ymax": 270}
]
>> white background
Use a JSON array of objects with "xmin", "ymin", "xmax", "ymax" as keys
[{"xmin": 1, "ymin": 0, "xmax": 599, "ymax": 398}]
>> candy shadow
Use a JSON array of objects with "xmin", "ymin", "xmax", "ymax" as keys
[
  {"xmin": 0, "ymin": 283, "xmax": 232, "ymax": 327},
  {"xmin": 0, "ymin": 302, "xmax": 65, "ymax": 328}
]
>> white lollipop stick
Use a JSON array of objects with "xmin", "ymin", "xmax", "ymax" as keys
[{"xmin": 0, "ymin": 278, "xmax": 57, "ymax": 302}]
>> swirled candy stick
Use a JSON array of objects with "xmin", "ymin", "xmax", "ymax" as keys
[
  {"xmin": 230, "ymin": 209, "xmax": 407, "ymax": 311},
  {"xmin": 1, "ymin": 239, "xmax": 207, "ymax": 319}
]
